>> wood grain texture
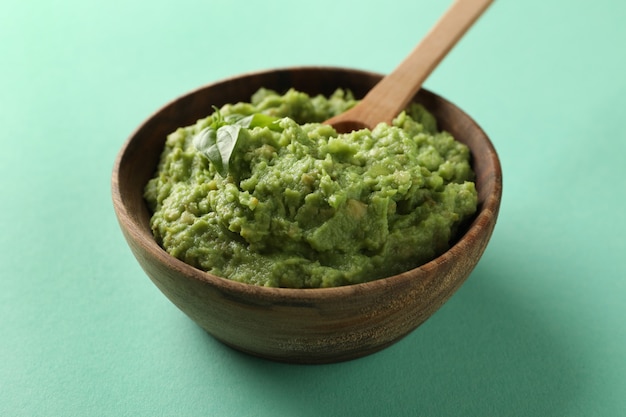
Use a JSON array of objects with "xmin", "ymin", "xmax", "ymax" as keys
[{"xmin": 111, "ymin": 67, "xmax": 502, "ymax": 364}]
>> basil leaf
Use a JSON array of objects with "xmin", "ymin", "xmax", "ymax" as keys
[
  {"xmin": 223, "ymin": 114, "xmax": 246, "ymax": 125},
  {"xmin": 193, "ymin": 111, "xmax": 280, "ymax": 177},
  {"xmin": 234, "ymin": 113, "xmax": 282, "ymax": 131},
  {"xmin": 216, "ymin": 124, "xmax": 241, "ymax": 177},
  {"xmin": 193, "ymin": 127, "xmax": 224, "ymax": 175}
]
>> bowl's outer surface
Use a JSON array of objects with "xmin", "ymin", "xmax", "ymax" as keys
[{"xmin": 112, "ymin": 67, "xmax": 502, "ymax": 364}]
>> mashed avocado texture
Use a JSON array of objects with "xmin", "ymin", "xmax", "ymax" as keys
[{"xmin": 144, "ymin": 88, "xmax": 477, "ymax": 288}]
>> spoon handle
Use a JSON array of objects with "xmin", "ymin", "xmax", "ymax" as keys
[{"xmin": 329, "ymin": 0, "xmax": 493, "ymax": 131}]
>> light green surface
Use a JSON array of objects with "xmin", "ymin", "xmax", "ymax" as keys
[{"xmin": 1, "ymin": 0, "xmax": 624, "ymax": 415}]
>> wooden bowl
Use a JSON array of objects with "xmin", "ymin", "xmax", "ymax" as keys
[{"xmin": 111, "ymin": 66, "xmax": 502, "ymax": 364}]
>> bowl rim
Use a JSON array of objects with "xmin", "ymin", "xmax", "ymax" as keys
[{"xmin": 112, "ymin": 65, "xmax": 502, "ymax": 302}]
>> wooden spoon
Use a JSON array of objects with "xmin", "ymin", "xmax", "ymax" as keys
[{"xmin": 325, "ymin": 0, "xmax": 494, "ymax": 133}]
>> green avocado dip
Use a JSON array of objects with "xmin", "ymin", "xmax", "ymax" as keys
[{"xmin": 144, "ymin": 88, "xmax": 477, "ymax": 288}]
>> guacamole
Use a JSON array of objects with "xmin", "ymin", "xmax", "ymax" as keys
[{"xmin": 144, "ymin": 88, "xmax": 477, "ymax": 288}]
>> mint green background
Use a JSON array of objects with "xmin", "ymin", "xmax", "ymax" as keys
[{"xmin": 2, "ymin": 0, "xmax": 625, "ymax": 415}]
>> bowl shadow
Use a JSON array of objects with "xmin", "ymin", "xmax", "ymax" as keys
[{"xmin": 200, "ymin": 251, "xmax": 581, "ymax": 416}]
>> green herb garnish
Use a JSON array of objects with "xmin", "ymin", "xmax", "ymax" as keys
[{"xmin": 193, "ymin": 108, "xmax": 281, "ymax": 177}]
